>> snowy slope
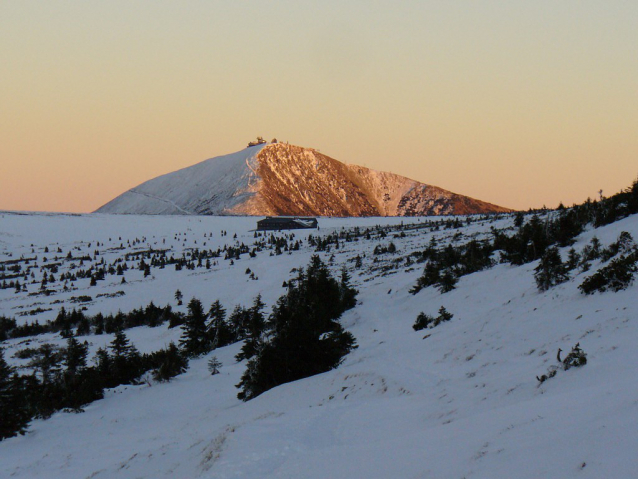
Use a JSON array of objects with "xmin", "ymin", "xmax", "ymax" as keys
[
  {"xmin": 96, "ymin": 143, "xmax": 510, "ymax": 217},
  {"xmin": 1, "ymin": 211, "xmax": 637, "ymax": 478},
  {"xmin": 97, "ymin": 145, "xmax": 267, "ymax": 215}
]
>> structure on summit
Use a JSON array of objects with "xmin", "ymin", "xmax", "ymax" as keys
[{"xmin": 247, "ymin": 136, "xmax": 267, "ymax": 147}]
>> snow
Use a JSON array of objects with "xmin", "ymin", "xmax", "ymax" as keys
[
  {"xmin": 1, "ymin": 210, "xmax": 637, "ymax": 478},
  {"xmin": 95, "ymin": 143, "xmax": 509, "ymax": 217},
  {"xmin": 96, "ymin": 145, "xmax": 267, "ymax": 215}
]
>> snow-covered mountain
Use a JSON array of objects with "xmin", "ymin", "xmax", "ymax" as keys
[{"xmin": 96, "ymin": 143, "xmax": 510, "ymax": 216}]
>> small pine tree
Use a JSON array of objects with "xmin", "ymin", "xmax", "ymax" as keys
[
  {"xmin": 175, "ymin": 289, "xmax": 183, "ymax": 306},
  {"xmin": 207, "ymin": 356, "xmax": 222, "ymax": 375},
  {"xmin": 179, "ymin": 298, "xmax": 210, "ymax": 357},
  {"xmin": 437, "ymin": 269, "xmax": 458, "ymax": 293},
  {"xmin": 437, "ymin": 306, "xmax": 453, "ymax": 322},
  {"xmin": 413, "ymin": 312, "xmax": 434, "ymax": 331},
  {"xmin": 207, "ymin": 300, "xmax": 232, "ymax": 349},
  {"xmin": 534, "ymin": 247, "xmax": 569, "ymax": 292}
]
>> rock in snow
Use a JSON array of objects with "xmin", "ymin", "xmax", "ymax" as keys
[{"xmin": 96, "ymin": 143, "xmax": 510, "ymax": 216}]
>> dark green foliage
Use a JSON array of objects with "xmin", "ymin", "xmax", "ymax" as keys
[
  {"xmin": 410, "ymin": 240, "xmax": 492, "ymax": 294},
  {"xmin": 593, "ymin": 178, "xmax": 638, "ymax": 227},
  {"xmin": 412, "ymin": 312, "xmax": 434, "ymax": 331},
  {"xmin": 373, "ymin": 242, "xmax": 397, "ymax": 255},
  {"xmin": 228, "ymin": 305, "xmax": 250, "ymax": 341},
  {"xmin": 237, "ymin": 256, "xmax": 357, "ymax": 401},
  {"xmin": 339, "ymin": 267, "xmax": 358, "ymax": 310},
  {"xmin": 179, "ymin": 298, "xmax": 211, "ymax": 358},
  {"xmin": 64, "ymin": 337, "xmax": 88, "ymax": 376},
  {"xmin": 0, "ymin": 316, "xmax": 17, "ymax": 341},
  {"xmin": 235, "ymin": 295, "xmax": 266, "ymax": 362},
  {"xmin": 0, "ymin": 332, "xmax": 192, "ymax": 441},
  {"xmin": 108, "ymin": 331, "xmax": 142, "ymax": 386},
  {"xmin": 412, "ymin": 307, "xmax": 454, "ymax": 331},
  {"xmin": 409, "ymin": 178, "xmax": 638, "ymax": 296},
  {"xmin": 3, "ymin": 302, "xmax": 183, "ymax": 340},
  {"xmin": 566, "ymin": 248, "xmax": 580, "ymax": 271},
  {"xmin": 207, "ymin": 300, "xmax": 233, "ymax": 349},
  {"xmin": 578, "ymin": 253, "xmax": 638, "ymax": 294},
  {"xmin": 534, "ymin": 247, "xmax": 570, "ymax": 292},
  {"xmin": 0, "ymin": 350, "xmax": 30, "ymax": 440},
  {"xmin": 600, "ymin": 231, "xmax": 635, "ymax": 262},
  {"xmin": 148, "ymin": 343, "xmax": 189, "ymax": 382},
  {"xmin": 437, "ymin": 270, "xmax": 458, "ymax": 293},
  {"xmin": 27, "ymin": 343, "xmax": 63, "ymax": 384},
  {"xmin": 580, "ymin": 237, "xmax": 602, "ymax": 264}
]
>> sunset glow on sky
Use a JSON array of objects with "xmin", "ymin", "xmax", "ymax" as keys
[{"xmin": 1, "ymin": 1, "xmax": 637, "ymax": 213}]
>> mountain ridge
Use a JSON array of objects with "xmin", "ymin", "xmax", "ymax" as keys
[{"xmin": 96, "ymin": 143, "xmax": 511, "ymax": 216}]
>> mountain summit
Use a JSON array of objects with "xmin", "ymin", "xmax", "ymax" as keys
[{"xmin": 96, "ymin": 143, "xmax": 510, "ymax": 216}]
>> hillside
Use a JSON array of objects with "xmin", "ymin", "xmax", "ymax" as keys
[
  {"xmin": 96, "ymin": 143, "xmax": 510, "ymax": 216},
  {"xmin": 1, "ymin": 205, "xmax": 637, "ymax": 477}
]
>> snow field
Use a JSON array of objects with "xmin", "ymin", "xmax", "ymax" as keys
[{"xmin": 0, "ymin": 211, "xmax": 637, "ymax": 478}]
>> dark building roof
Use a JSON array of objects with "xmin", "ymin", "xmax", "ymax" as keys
[{"xmin": 257, "ymin": 217, "xmax": 318, "ymax": 231}]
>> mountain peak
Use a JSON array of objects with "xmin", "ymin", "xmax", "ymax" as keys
[{"xmin": 96, "ymin": 143, "xmax": 510, "ymax": 216}]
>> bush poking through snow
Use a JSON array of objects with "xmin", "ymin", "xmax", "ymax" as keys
[
  {"xmin": 412, "ymin": 307, "xmax": 454, "ymax": 331},
  {"xmin": 578, "ymin": 253, "xmax": 638, "ymax": 294},
  {"xmin": 535, "ymin": 368, "xmax": 557, "ymax": 385},
  {"xmin": 536, "ymin": 343, "xmax": 587, "ymax": 384},
  {"xmin": 562, "ymin": 343, "xmax": 587, "ymax": 371}
]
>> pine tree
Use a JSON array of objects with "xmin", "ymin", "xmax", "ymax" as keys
[
  {"xmin": 237, "ymin": 256, "xmax": 357, "ymax": 401},
  {"xmin": 235, "ymin": 295, "xmax": 266, "ymax": 362},
  {"xmin": 229, "ymin": 305, "xmax": 250, "ymax": 340},
  {"xmin": 179, "ymin": 298, "xmax": 210, "ymax": 357},
  {"xmin": 150, "ymin": 343, "xmax": 188, "ymax": 382},
  {"xmin": 207, "ymin": 356, "xmax": 222, "ymax": 375},
  {"xmin": 174, "ymin": 289, "xmax": 183, "ymax": 306},
  {"xmin": 0, "ymin": 350, "xmax": 30, "ymax": 440},
  {"xmin": 207, "ymin": 300, "xmax": 232, "ymax": 348},
  {"xmin": 109, "ymin": 331, "xmax": 140, "ymax": 384},
  {"xmin": 413, "ymin": 312, "xmax": 434, "ymax": 331},
  {"xmin": 64, "ymin": 337, "xmax": 88, "ymax": 376},
  {"xmin": 437, "ymin": 306, "xmax": 453, "ymax": 323},
  {"xmin": 339, "ymin": 267, "xmax": 358, "ymax": 309},
  {"xmin": 437, "ymin": 269, "xmax": 458, "ymax": 293},
  {"xmin": 534, "ymin": 247, "xmax": 569, "ymax": 292},
  {"xmin": 28, "ymin": 344, "xmax": 62, "ymax": 385}
]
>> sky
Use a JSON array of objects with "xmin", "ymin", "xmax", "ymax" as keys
[{"xmin": 1, "ymin": 1, "xmax": 637, "ymax": 213}]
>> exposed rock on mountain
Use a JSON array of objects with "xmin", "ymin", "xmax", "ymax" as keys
[{"xmin": 96, "ymin": 143, "xmax": 510, "ymax": 216}]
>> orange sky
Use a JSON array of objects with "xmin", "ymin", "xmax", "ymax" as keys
[{"xmin": 1, "ymin": 1, "xmax": 637, "ymax": 213}]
